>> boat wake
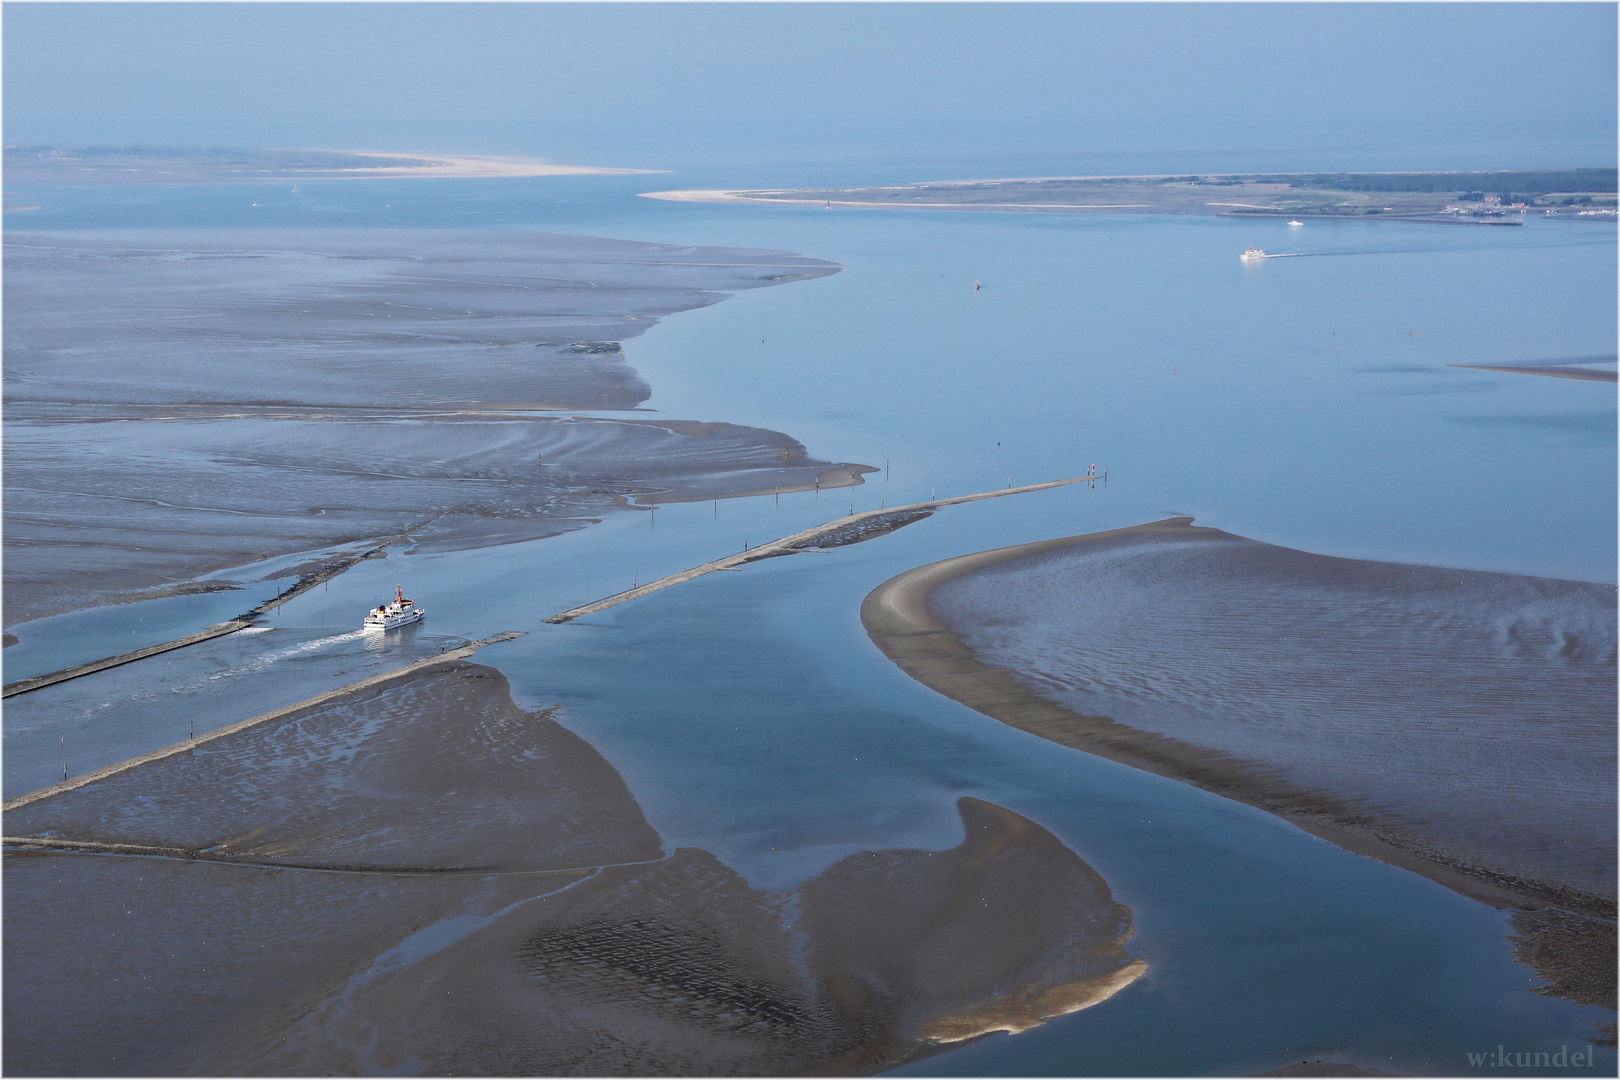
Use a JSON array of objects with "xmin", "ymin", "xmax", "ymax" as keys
[
  {"xmin": 201, "ymin": 630, "xmax": 374, "ymax": 682},
  {"xmin": 1246, "ymin": 235, "xmax": 1614, "ymax": 263}
]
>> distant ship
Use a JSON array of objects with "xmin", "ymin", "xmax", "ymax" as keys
[
  {"xmin": 1287, "ymin": 220, "xmax": 1304, "ymax": 227},
  {"xmin": 1240, "ymin": 247, "xmax": 1267, "ymax": 261},
  {"xmin": 364, "ymin": 585, "xmax": 424, "ymax": 629}
]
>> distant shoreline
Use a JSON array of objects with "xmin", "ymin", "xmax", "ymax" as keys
[
  {"xmin": 308, "ymin": 151, "xmax": 666, "ymax": 180},
  {"xmin": 645, "ymin": 167, "xmax": 1618, "ymax": 220},
  {"xmin": 3, "ymin": 146, "xmax": 665, "ymax": 185}
]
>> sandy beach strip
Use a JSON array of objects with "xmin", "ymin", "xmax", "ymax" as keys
[
  {"xmin": 324, "ymin": 151, "xmax": 665, "ymax": 179},
  {"xmin": 640, "ymin": 189, "xmax": 1150, "ymax": 212},
  {"xmin": 2, "ymin": 148, "xmax": 663, "ymax": 184}
]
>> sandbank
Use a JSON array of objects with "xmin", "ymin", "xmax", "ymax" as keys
[
  {"xmin": 644, "ymin": 168, "xmax": 1616, "ymax": 219},
  {"xmin": 323, "ymin": 150, "xmax": 664, "ymax": 179},
  {"xmin": 863, "ymin": 517, "xmax": 1617, "ymax": 1007},
  {"xmin": 3, "ymin": 146, "xmax": 662, "ymax": 184},
  {"xmin": 4, "ymin": 229, "xmax": 858, "ymax": 627},
  {"xmin": 546, "ymin": 474, "xmax": 1096, "ymax": 624},
  {"xmin": 641, "ymin": 188, "xmax": 1152, "ymax": 213},
  {"xmin": 4, "ymin": 661, "xmax": 1142, "ymax": 1074},
  {"xmin": 1448, "ymin": 362, "xmax": 1618, "ymax": 383}
]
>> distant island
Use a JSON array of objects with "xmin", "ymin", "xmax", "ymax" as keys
[
  {"xmin": 645, "ymin": 168, "xmax": 1619, "ymax": 220},
  {"xmin": 3, "ymin": 145, "xmax": 662, "ymax": 183}
]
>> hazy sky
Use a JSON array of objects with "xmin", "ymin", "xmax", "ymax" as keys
[{"xmin": 5, "ymin": 3, "xmax": 1616, "ymax": 170}]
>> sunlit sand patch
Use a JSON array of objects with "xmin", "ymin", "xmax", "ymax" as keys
[{"xmin": 917, "ymin": 961, "xmax": 1148, "ymax": 1043}]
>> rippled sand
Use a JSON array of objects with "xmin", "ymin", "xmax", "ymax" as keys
[
  {"xmin": 5, "ymin": 663, "xmax": 1142, "ymax": 1075},
  {"xmin": 3, "ymin": 230, "xmax": 863, "ymax": 626},
  {"xmin": 869, "ymin": 519, "xmax": 1616, "ymax": 913}
]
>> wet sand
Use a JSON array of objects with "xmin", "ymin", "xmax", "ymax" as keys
[
  {"xmin": 3, "ymin": 624, "xmax": 466, "ymax": 799},
  {"xmin": 863, "ymin": 518, "xmax": 1616, "ymax": 1004},
  {"xmin": 4, "ymin": 662, "xmax": 1142, "ymax": 1075},
  {"xmin": 1448, "ymin": 362, "xmax": 1618, "ymax": 383},
  {"xmin": 4, "ymin": 230, "xmax": 864, "ymax": 627}
]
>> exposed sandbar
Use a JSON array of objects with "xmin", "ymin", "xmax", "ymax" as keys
[
  {"xmin": 645, "ymin": 168, "xmax": 1617, "ymax": 219},
  {"xmin": 3, "ymin": 145, "xmax": 662, "ymax": 184},
  {"xmin": 4, "ymin": 230, "xmax": 861, "ymax": 626},
  {"xmin": 863, "ymin": 518, "xmax": 1617, "ymax": 1003},
  {"xmin": 545, "ymin": 475, "xmax": 1096, "ymax": 624},
  {"xmin": 1448, "ymin": 362, "xmax": 1618, "ymax": 383},
  {"xmin": 4, "ymin": 662, "xmax": 1142, "ymax": 1074}
]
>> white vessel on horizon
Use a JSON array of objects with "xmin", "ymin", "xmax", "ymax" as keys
[
  {"xmin": 364, "ymin": 585, "xmax": 424, "ymax": 629},
  {"xmin": 1240, "ymin": 247, "xmax": 1267, "ymax": 261},
  {"xmin": 1287, "ymin": 220, "xmax": 1304, "ymax": 226}
]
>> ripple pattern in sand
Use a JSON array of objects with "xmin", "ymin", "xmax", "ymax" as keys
[{"xmin": 929, "ymin": 532, "xmax": 1618, "ymax": 900}]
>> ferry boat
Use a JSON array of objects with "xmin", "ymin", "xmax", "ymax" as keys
[
  {"xmin": 1240, "ymin": 247, "xmax": 1267, "ymax": 261},
  {"xmin": 364, "ymin": 585, "xmax": 424, "ymax": 630}
]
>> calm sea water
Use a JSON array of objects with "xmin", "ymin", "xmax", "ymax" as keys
[{"xmin": 4, "ymin": 162, "xmax": 1615, "ymax": 1074}]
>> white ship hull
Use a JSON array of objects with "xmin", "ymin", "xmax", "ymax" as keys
[
  {"xmin": 364, "ymin": 608, "xmax": 424, "ymax": 630},
  {"xmin": 363, "ymin": 585, "xmax": 425, "ymax": 630}
]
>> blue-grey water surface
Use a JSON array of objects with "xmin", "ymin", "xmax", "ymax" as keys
[{"xmin": 4, "ymin": 163, "xmax": 1615, "ymax": 1074}]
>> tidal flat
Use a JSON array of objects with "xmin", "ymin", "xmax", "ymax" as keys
[
  {"xmin": 3, "ymin": 229, "xmax": 865, "ymax": 627},
  {"xmin": 3, "ymin": 173, "xmax": 1615, "ymax": 1075},
  {"xmin": 864, "ymin": 518, "xmax": 1617, "ymax": 1007},
  {"xmin": 4, "ymin": 662, "xmax": 1143, "ymax": 1076}
]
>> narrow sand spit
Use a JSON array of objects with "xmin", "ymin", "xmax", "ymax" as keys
[
  {"xmin": 863, "ymin": 517, "xmax": 1617, "ymax": 1008},
  {"xmin": 328, "ymin": 151, "xmax": 664, "ymax": 179},
  {"xmin": 546, "ymin": 474, "xmax": 1096, "ymax": 625},
  {"xmin": 641, "ymin": 170, "xmax": 1617, "ymax": 219},
  {"xmin": 1447, "ymin": 362, "xmax": 1618, "ymax": 383},
  {"xmin": 4, "ymin": 663, "xmax": 1142, "ymax": 1075},
  {"xmin": 640, "ymin": 188, "xmax": 1151, "ymax": 212},
  {"xmin": 1, "ymin": 146, "xmax": 662, "ymax": 184}
]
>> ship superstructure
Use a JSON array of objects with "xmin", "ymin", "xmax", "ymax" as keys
[{"xmin": 364, "ymin": 585, "xmax": 424, "ymax": 630}]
